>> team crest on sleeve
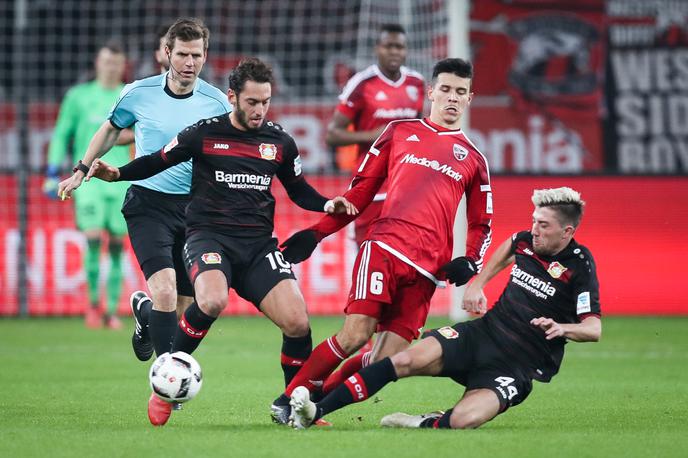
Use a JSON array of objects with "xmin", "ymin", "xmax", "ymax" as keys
[
  {"xmin": 453, "ymin": 144, "xmax": 469, "ymax": 161},
  {"xmin": 201, "ymin": 252, "xmax": 222, "ymax": 264},
  {"xmin": 163, "ymin": 136, "xmax": 179, "ymax": 153},
  {"xmin": 259, "ymin": 143, "xmax": 277, "ymax": 160},
  {"xmin": 547, "ymin": 261, "xmax": 567, "ymax": 279},
  {"xmin": 438, "ymin": 326, "xmax": 459, "ymax": 339}
]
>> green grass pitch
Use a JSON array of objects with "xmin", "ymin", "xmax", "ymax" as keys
[{"xmin": 1, "ymin": 316, "xmax": 686, "ymax": 457}]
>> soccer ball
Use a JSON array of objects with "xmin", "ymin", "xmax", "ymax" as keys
[{"xmin": 149, "ymin": 351, "xmax": 203, "ymax": 403}]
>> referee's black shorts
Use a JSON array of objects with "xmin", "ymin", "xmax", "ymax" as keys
[
  {"xmin": 423, "ymin": 319, "xmax": 533, "ymax": 413},
  {"xmin": 121, "ymin": 185, "xmax": 193, "ymax": 296}
]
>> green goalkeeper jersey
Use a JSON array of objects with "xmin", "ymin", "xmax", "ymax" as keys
[{"xmin": 48, "ymin": 80, "xmax": 131, "ymax": 193}]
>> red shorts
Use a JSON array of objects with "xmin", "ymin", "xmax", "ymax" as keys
[
  {"xmin": 353, "ymin": 200, "xmax": 383, "ymax": 247},
  {"xmin": 345, "ymin": 241, "xmax": 436, "ymax": 342}
]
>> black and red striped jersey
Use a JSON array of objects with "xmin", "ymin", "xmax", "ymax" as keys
[
  {"xmin": 484, "ymin": 230, "xmax": 601, "ymax": 382},
  {"xmin": 153, "ymin": 113, "xmax": 321, "ymax": 235}
]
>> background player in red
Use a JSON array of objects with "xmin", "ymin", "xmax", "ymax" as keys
[
  {"xmin": 271, "ymin": 58, "xmax": 493, "ymax": 416},
  {"xmin": 326, "ymin": 23, "xmax": 425, "ymax": 247},
  {"xmin": 288, "ymin": 187, "xmax": 602, "ymax": 430}
]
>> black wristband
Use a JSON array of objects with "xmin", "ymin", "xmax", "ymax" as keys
[{"xmin": 72, "ymin": 160, "xmax": 90, "ymax": 175}]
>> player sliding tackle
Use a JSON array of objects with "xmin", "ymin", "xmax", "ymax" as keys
[
  {"xmin": 289, "ymin": 187, "xmax": 601, "ymax": 430},
  {"xmin": 87, "ymin": 57, "xmax": 356, "ymax": 427}
]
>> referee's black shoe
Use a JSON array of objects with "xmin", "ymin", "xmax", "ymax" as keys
[{"xmin": 130, "ymin": 290, "xmax": 154, "ymax": 361}]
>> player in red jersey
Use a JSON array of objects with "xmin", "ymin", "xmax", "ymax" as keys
[
  {"xmin": 326, "ymin": 23, "xmax": 425, "ymax": 247},
  {"xmin": 270, "ymin": 58, "xmax": 493, "ymax": 417}
]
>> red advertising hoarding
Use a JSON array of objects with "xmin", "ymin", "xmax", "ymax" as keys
[{"xmin": 1, "ymin": 175, "xmax": 686, "ymax": 316}]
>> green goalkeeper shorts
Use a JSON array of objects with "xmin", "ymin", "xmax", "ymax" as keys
[{"xmin": 74, "ymin": 179, "xmax": 129, "ymax": 235}]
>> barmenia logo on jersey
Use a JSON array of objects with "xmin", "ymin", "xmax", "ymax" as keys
[
  {"xmin": 510, "ymin": 264, "xmax": 556, "ymax": 299},
  {"xmin": 400, "ymin": 153, "xmax": 463, "ymax": 181},
  {"xmin": 215, "ymin": 171, "xmax": 272, "ymax": 191}
]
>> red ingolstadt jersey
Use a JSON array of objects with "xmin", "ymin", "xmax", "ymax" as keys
[
  {"xmin": 337, "ymin": 64, "xmax": 425, "ymax": 160},
  {"xmin": 313, "ymin": 118, "xmax": 493, "ymax": 282}
]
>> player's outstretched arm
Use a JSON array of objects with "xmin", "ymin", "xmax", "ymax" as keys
[
  {"xmin": 57, "ymin": 121, "xmax": 122, "ymax": 200},
  {"xmin": 530, "ymin": 315, "xmax": 601, "ymax": 342},
  {"xmin": 461, "ymin": 237, "xmax": 515, "ymax": 314},
  {"xmin": 325, "ymin": 196, "xmax": 359, "ymax": 216}
]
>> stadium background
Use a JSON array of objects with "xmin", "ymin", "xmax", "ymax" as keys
[{"xmin": 1, "ymin": 0, "xmax": 686, "ymax": 317}]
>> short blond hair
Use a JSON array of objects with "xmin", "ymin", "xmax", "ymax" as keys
[{"xmin": 532, "ymin": 187, "xmax": 585, "ymax": 228}]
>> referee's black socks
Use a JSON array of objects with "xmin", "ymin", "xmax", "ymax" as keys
[{"xmin": 172, "ymin": 302, "xmax": 216, "ymax": 355}]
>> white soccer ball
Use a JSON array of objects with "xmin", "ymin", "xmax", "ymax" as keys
[{"xmin": 149, "ymin": 351, "xmax": 203, "ymax": 403}]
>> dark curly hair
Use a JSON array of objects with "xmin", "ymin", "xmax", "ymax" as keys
[{"xmin": 228, "ymin": 57, "xmax": 274, "ymax": 94}]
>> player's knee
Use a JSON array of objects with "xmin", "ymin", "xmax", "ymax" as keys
[
  {"xmin": 450, "ymin": 410, "xmax": 486, "ymax": 429},
  {"xmin": 198, "ymin": 294, "xmax": 227, "ymax": 317},
  {"xmin": 279, "ymin": 313, "xmax": 310, "ymax": 337},
  {"xmin": 390, "ymin": 351, "xmax": 413, "ymax": 377},
  {"xmin": 337, "ymin": 328, "xmax": 372, "ymax": 354},
  {"xmin": 149, "ymin": 285, "xmax": 177, "ymax": 312}
]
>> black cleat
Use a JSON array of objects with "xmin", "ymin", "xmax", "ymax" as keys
[
  {"xmin": 270, "ymin": 394, "xmax": 291, "ymax": 425},
  {"xmin": 130, "ymin": 291, "xmax": 154, "ymax": 361}
]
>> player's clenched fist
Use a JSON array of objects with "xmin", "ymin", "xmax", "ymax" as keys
[
  {"xmin": 280, "ymin": 229, "xmax": 319, "ymax": 264},
  {"xmin": 439, "ymin": 256, "xmax": 477, "ymax": 286}
]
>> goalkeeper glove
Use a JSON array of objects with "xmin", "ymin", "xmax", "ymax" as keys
[
  {"xmin": 42, "ymin": 165, "xmax": 61, "ymax": 200},
  {"xmin": 440, "ymin": 256, "xmax": 477, "ymax": 286},
  {"xmin": 280, "ymin": 229, "xmax": 319, "ymax": 264}
]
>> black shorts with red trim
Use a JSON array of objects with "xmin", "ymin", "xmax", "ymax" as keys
[
  {"xmin": 183, "ymin": 230, "xmax": 296, "ymax": 307},
  {"xmin": 423, "ymin": 319, "xmax": 533, "ymax": 413},
  {"xmin": 121, "ymin": 185, "xmax": 193, "ymax": 296}
]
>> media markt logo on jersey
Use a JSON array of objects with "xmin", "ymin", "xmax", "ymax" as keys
[
  {"xmin": 400, "ymin": 153, "xmax": 463, "ymax": 181},
  {"xmin": 547, "ymin": 261, "xmax": 567, "ymax": 279},
  {"xmin": 201, "ymin": 252, "xmax": 222, "ymax": 264},
  {"xmin": 259, "ymin": 143, "xmax": 277, "ymax": 160}
]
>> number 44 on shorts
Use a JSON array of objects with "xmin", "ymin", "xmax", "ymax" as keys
[{"xmin": 494, "ymin": 376, "xmax": 518, "ymax": 401}]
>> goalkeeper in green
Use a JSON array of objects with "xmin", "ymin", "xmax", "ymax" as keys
[{"xmin": 44, "ymin": 43, "xmax": 133, "ymax": 329}]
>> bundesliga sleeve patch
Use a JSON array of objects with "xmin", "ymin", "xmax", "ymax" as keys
[
  {"xmin": 438, "ymin": 326, "xmax": 459, "ymax": 339},
  {"xmin": 163, "ymin": 136, "xmax": 178, "ymax": 153},
  {"xmin": 201, "ymin": 252, "xmax": 222, "ymax": 264},
  {"xmin": 577, "ymin": 292, "xmax": 591, "ymax": 314}
]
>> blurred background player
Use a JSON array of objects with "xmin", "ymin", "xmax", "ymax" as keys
[
  {"xmin": 153, "ymin": 23, "xmax": 171, "ymax": 74},
  {"xmin": 326, "ymin": 23, "xmax": 425, "ymax": 247},
  {"xmin": 288, "ymin": 187, "xmax": 601, "ymax": 430},
  {"xmin": 58, "ymin": 18, "xmax": 231, "ymax": 366},
  {"xmin": 43, "ymin": 42, "xmax": 133, "ymax": 329}
]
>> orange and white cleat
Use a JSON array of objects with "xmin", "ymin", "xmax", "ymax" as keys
[{"xmin": 147, "ymin": 393, "xmax": 173, "ymax": 426}]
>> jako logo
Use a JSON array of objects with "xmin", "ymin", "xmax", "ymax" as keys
[
  {"xmin": 213, "ymin": 143, "xmax": 230, "ymax": 149},
  {"xmin": 400, "ymin": 153, "xmax": 463, "ymax": 181}
]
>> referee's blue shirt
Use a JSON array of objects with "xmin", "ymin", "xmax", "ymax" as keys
[{"xmin": 108, "ymin": 72, "xmax": 232, "ymax": 194}]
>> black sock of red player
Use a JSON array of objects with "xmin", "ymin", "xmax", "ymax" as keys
[{"xmin": 171, "ymin": 302, "xmax": 215, "ymax": 354}]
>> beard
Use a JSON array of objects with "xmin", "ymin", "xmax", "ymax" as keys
[{"xmin": 234, "ymin": 104, "xmax": 263, "ymax": 131}]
